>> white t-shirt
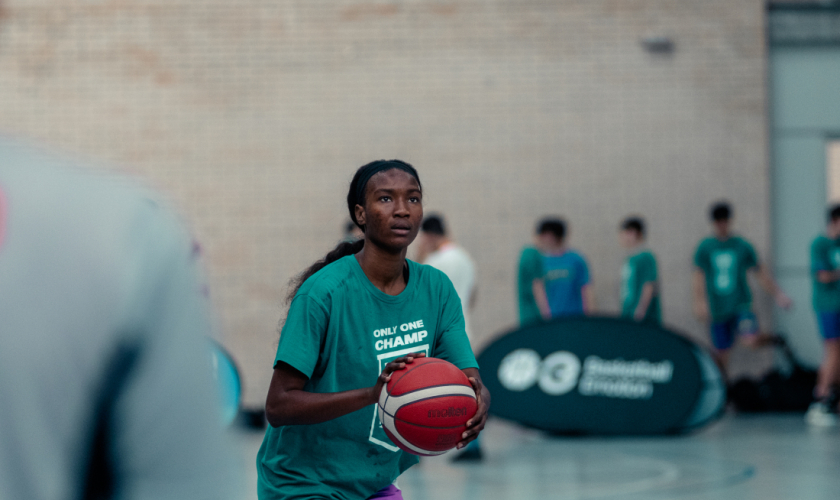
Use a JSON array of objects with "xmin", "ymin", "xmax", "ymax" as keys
[{"xmin": 424, "ymin": 243, "xmax": 476, "ymax": 342}]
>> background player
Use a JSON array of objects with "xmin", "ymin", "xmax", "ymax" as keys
[
  {"xmin": 618, "ymin": 216, "xmax": 661, "ymax": 325},
  {"xmin": 517, "ymin": 242, "xmax": 545, "ymax": 327},
  {"xmin": 806, "ymin": 204, "xmax": 840, "ymax": 426},
  {"xmin": 257, "ymin": 160, "xmax": 490, "ymax": 500},
  {"xmin": 0, "ymin": 137, "xmax": 237, "ymax": 499},
  {"xmin": 693, "ymin": 201, "xmax": 792, "ymax": 373},
  {"xmin": 417, "ymin": 213, "xmax": 483, "ymax": 461},
  {"xmin": 533, "ymin": 217, "xmax": 594, "ymax": 319},
  {"xmin": 417, "ymin": 214, "xmax": 477, "ymax": 341}
]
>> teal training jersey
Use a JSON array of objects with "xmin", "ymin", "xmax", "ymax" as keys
[
  {"xmin": 620, "ymin": 250, "xmax": 661, "ymax": 325},
  {"xmin": 811, "ymin": 235, "xmax": 840, "ymax": 312},
  {"xmin": 518, "ymin": 247, "xmax": 544, "ymax": 326},
  {"xmin": 693, "ymin": 236, "xmax": 758, "ymax": 321},
  {"xmin": 256, "ymin": 255, "xmax": 478, "ymax": 500}
]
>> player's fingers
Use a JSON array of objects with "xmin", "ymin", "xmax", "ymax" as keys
[
  {"xmin": 468, "ymin": 377, "xmax": 482, "ymax": 398},
  {"xmin": 382, "ymin": 361, "xmax": 406, "ymax": 376},
  {"xmin": 468, "ymin": 377, "xmax": 485, "ymax": 407},
  {"xmin": 390, "ymin": 352, "xmax": 425, "ymax": 366},
  {"xmin": 465, "ymin": 405, "xmax": 488, "ymax": 430},
  {"xmin": 457, "ymin": 421, "xmax": 485, "ymax": 448}
]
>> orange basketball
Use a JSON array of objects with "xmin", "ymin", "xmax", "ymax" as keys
[{"xmin": 377, "ymin": 357, "xmax": 477, "ymax": 456}]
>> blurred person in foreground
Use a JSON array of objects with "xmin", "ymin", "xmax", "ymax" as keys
[
  {"xmin": 806, "ymin": 204, "xmax": 840, "ymax": 426},
  {"xmin": 618, "ymin": 217, "xmax": 661, "ymax": 326},
  {"xmin": 0, "ymin": 137, "xmax": 237, "ymax": 500},
  {"xmin": 528, "ymin": 217, "xmax": 594, "ymax": 320},
  {"xmin": 417, "ymin": 214, "xmax": 481, "ymax": 461},
  {"xmin": 692, "ymin": 201, "xmax": 792, "ymax": 375}
]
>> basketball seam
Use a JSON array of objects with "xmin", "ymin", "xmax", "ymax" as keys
[
  {"xmin": 382, "ymin": 384, "xmax": 476, "ymax": 416},
  {"xmin": 387, "ymin": 382, "xmax": 473, "ymax": 399},
  {"xmin": 378, "ymin": 393, "xmax": 477, "ymax": 419},
  {"xmin": 381, "ymin": 411, "xmax": 450, "ymax": 456},
  {"xmin": 391, "ymin": 418, "xmax": 471, "ymax": 431},
  {"xmin": 384, "ymin": 359, "xmax": 451, "ymax": 411}
]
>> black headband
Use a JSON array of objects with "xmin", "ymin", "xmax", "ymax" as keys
[{"xmin": 354, "ymin": 161, "xmax": 419, "ymax": 206}]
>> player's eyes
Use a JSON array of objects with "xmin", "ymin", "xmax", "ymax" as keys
[
  {"xmin": 409, "ymin": 196, "xmax": 421, "ymax": 203},
  {"xmin": 379, "ymin": 196, "xmax": 392, "ymax": 202}
]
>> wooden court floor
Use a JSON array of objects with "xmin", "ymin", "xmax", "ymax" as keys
[{"xmin": 234, "ymin": 413, "xmax": 839, "ymax": 500}]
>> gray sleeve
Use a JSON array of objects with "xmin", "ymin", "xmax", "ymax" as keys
[{"xmin": 108, "ymin": 201, "xmax": 239, "ymax": 500}]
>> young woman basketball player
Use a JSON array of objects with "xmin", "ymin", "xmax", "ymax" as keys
[{"xmin": 256, "ymin": 160, "xmax": 490, "ymax": 499}]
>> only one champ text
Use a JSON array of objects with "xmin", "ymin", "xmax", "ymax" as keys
[{"xmin": 373, "ymin": 320, "xmax": 427, "ymax": 351}]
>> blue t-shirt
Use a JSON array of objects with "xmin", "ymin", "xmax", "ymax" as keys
[{"xmin": 543, "ymin": 250, "xmax": 590, "ymax": 317}]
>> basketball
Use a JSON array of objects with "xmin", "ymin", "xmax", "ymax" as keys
[{"xmin": 377, "ymin": 357, "xmax": 478, "ymax": 456}]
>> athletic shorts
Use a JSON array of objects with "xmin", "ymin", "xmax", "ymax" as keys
[
  {"xmin": 817, "ymin": 311, "xmax": 840, "ymax": 340},
  {"xmin": 710, "ymin": 312, "xmax": 758, "ymax": 350},
  {"xmin": 367, "ymin": 484, "xmax": 403, "ymax": 500}
]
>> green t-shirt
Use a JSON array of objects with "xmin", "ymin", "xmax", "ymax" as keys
[
  {"xmin": 517, "ymin": 246, "xmax": 544, "ymax": 326},
  {"xmin": 256, "ymin": 255, "xmax": 478, "ymax": 500},
  {"xmin": 620, "ymin": 250, "xmax": 661, "ymax": 325},
  {"xmin": 693, "ymin": 236, "xmax": 758, "ymax": 321},
  {"xmin": 811, "ymin": 235, "xmax": 840, "ymax": 312}
]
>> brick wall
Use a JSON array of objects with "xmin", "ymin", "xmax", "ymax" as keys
[{"xmin": 0, "ymin": 0, "xmax": 771, "ymax": 405}]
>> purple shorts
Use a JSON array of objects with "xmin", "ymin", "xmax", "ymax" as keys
[{"xmin": 367, "ymin": 484, "xmax": 403, "ymax": 500}]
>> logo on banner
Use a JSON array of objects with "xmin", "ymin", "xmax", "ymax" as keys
[{"xmin": 498, "ymin": 349, "xmax": 674, "ymax": 400}]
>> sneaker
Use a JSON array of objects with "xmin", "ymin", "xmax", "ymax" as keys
[{"xmin": 805, "ymin": 400, "xmax": 839, "ymax": 427}]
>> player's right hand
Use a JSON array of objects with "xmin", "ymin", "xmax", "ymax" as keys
[{"xmin": 370, "ymin": 352, "xmax": 425, "ymax": 404}]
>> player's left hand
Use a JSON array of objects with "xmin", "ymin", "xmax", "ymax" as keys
[{"xmin": 458, "ymin": 374, "xmax": 491, "ymax": 449}]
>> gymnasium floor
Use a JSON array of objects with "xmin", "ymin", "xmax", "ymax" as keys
[{"xmin": 234, "ymin": 413, "xmax": 839, "ymax": 500}]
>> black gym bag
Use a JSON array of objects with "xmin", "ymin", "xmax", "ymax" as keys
[{"xmin": 728, "ymin": 338, "xmax": 817, "ymax": 413}]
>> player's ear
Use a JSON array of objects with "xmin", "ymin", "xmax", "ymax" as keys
[{"xmin": 355, "ymin": 204, "xmax": 367, "ymax": 227}]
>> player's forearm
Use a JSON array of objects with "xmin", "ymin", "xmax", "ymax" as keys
[
  {"xmin": 582, "ymin": 284, "xmax": 595, "ymax": 315},
  {"xmin": 265, "ymin": 387, "xmax": 375, "ymax": 427},
  {"xmin": 533, "ymin": 279, "xmax": 551, "ymax": 319},
  {"xmin": 692, "ymin": 270, "xmax": 706, "ymax": 304},
  {"xmin": 817, "ymin": 270, "xmax": 840, "ymax": 283},
  {"xmin": 635, "ymin": 283, "xmax": 655, "ymax": 318},
  {"xmin": 756, "ymin": 266, "xmax": 782, "ymax": 295}
]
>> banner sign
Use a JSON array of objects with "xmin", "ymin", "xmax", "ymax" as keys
[{"xmin": 478, "ymin": 317, "xmax": 725, "ymax": 435}]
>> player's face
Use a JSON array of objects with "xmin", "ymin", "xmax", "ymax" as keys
[
  {"xmin": 713, "ymin": 219, "xmax": 731, "ymax": 238},
  {"xmin": 619, "ymin": 229, "xmax": 638, "ymax": 248},
  {"xmin": 536, "ymin": 232, "xmax": 561, "ymax": 251},
  {"xmin": 356, "ymin": 169, "xmax": 423, "ymax": 252}
]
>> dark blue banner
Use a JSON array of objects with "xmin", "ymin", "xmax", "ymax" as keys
[{"xmin": 478, "ymin": 317, "xmax": 725, "ymax": 435}]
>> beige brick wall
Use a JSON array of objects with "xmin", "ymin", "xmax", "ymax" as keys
[{"xmin": 0, "ymin": 0, "xmax": 772, "ymax": 406}]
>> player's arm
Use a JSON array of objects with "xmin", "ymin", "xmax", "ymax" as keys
[
  {"xmin": 582, "ymin": 283, "xmax": 595, "ymax": 315},
  {"xmin": 692, "ymin": 269, "xmax": 709, "ymax": 321},
  {"xmin": 634, "ymin": 282, "xmax": 656, "ymax": 320},
  {"xmin": 459, "ymin": 367, "xmax": 490, "ymax": 449},
  {"xmin": 816, "ymin": 270, "xmax": 840, "ymax": 283},
  {"xmin": 579, "ymin": 257, "xmax": 594, "ymax": 315},
  {"xmin": 753, "ymin": 264, "xmax": 792, "ymax": 309},
  {"xmin": 265, "ymin": 354, "xmax": 424, "ymax": 427},
  {"xmin": 532, "ymin": 278, "xmax": 551, "ymax": 319}
]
